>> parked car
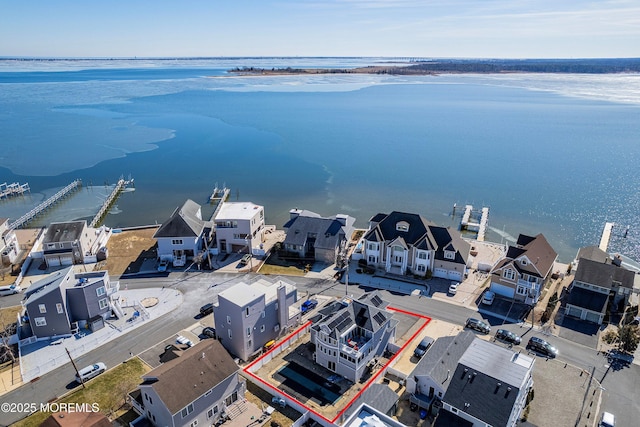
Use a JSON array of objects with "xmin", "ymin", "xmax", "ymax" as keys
[
  {"xmin": 0, "ymin": 285, "xmax": 22, "ymax": 296},
  {"xmin": 301, "ymin": 299, "xmax": 318, "ymax": 314},
  {"xmin": 413, "ymin": 336, "xmax": 434, "ymax": 358},
  {"xmin": 482, "ymin": 290, "xmax": 495, "ymax": 305},
  {"xmin": 527, "ymin": 336, "xmax": 558, "ymax": 357},
  {"xmin": 157, "ymin": 259, "xmax": 169, "ymax": 272},
  {"xmin": 200, "ymin": 303, "xmax": 214, "ymax": 316},
  {"xmin": 176, "ymin": 335, "xmax": 194, "ymax": 347},
  {"xmin": 202, "ymin": 327, "xmax": 216, "ymax": 339},
  {"xmin": 465, "ymin": 317, "xmax": 491, "ymax": 334},
  {"xmin": 75, "ymin": 362, "xmax": 106, "ymax": 384},
  {"xmin": 599, "ymin": 411, "xmax": 615, "ymax": 427},
  {"xmin": 448, "ymin": 282, "xmax": 459, "ymax": 295},
  {"xmin": 495, "ymin": 329, "xmax": 521, "ymax": 345},
  {"xmin": 239, "ymin": 254, "xmax": 252, "ymax": 266}
]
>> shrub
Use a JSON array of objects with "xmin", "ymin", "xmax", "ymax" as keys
[{"xmin": 602, "ymin": 329, "xmax": 618, "ymax": 345}]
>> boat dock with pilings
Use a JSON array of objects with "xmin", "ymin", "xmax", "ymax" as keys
[
  {"xmin": 456, "ymin": 204, "xmax": 490, "ymax": 241},
  {"xmin": 209, "ymin": 184, "xmax": 230, "ymax": 218},
  {"xmin": 89, "ymin": 177, "xmax": 134, "ymax": 227},
  {"xmin": 8, "ymin": 179, "xmax": 82, "ymax": 230},
  {"xmin": 0, "ymin": 181, "xmax": 30, "ymax": 199}
]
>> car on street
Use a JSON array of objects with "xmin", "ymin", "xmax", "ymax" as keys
[
  {"xmin": 448, "ymin": 282, "xmax": 459, "ymax": 295},
  {"xmin": 301, "ymin": 299, "xmax": 318, "ymax": 314},
  {"xmin": 482, "ymin": 290, "xmax": 495, "ymax": 305},
  {"xmin": 157, "ymin": 259, "xmax": 169, "ymax": 272},
  {"xmin": 495, "ymin": 329, "xmax": 521, "ymax": 345},
  {"xmin": 465, "ymin": 317, "xmax": 491, "ymax": 334},
  {"xmin": 239, "ymin": 253, "xmax": 252, "ymax": 266},
  {"xmin": 413, "ymin": 336, "xmax": 434, "ymax": 358},
  {"xmin": 202, "ymin": 327, "xmax": 216, "ymax": 339},
  {"xmin": 0, "ymin": 285, "xmax": 22, "ymax": 296},
  {"xmin": 75, "ymin": 362, "xmax": 106, "ymax": 384},
  {"xmin": 527, "ymin": 336, "xmax": 558, "ymax": 357},
  {"xmin": 200, "ymin": 303, "xmax": 214, "ymax": 316},
  {"xmin": 599, "ymin": 411, "xmax": 615, "ymax": 427}
]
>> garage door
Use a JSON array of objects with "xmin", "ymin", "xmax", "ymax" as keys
[
  {"xmin": 47, "ymin": 257, "xmax": 61, "ymax": 267},
  {"xmin": 448, "ymin": 270, "xmax": 462, "ymax": 281},
  {"xmin": 490, "ymin": 282, "xmax": 515, "ymax": 299},
  {"xmin": 60, "ymin": 256, "xmax": 73, "ymax": 266},
  {"xmin": 566, "ymin": 306, "xmax": 582, "ymax": 319},
  {"xmin": 433, "ymin": 268, "xmax": 448, "ymax": 279},
  {"xmin": 585, "ymin": 311, "xmax": 602, "ymax": 324}
]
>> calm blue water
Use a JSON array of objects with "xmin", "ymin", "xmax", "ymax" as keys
[{"xmin": 1, "ymin": 59, "xmax": 640, "ymax": 263}]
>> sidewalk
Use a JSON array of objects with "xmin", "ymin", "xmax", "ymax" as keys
[{"xmin": 13, "ymin": 287, "xmax": 182, "ymax": 385}]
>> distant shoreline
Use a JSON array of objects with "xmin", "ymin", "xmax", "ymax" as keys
[{"xmin": 228, "ymin": 58, "xmax": 640, "ymax": 76}]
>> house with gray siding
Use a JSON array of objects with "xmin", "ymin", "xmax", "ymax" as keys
[
  {"xmin": 282, "ymin": 209, "xmax": 355, "ymax": 265},
  {"xmin": 154, "ymin": 199, "xmax": 214, "ymax": 267},
  {"xmin": 22, "ymin": 267, "xmax": 118, "ymax": 339},
  {"xmin": 213, "ymin": 276, "xmax": 299, "ymax": 362},
  {"xmin": 41, "ymin": 220, "xmax": 109, "ymax": 267},
  {"xmin": 131, "ymin": 339, "xmax": 245, "ymax": 427},
  {"xmin": 311, "ymin": 292, "xmax": 398, "ymax": 383},
  {"xmin": 360, "ymin": 211, "xmax": 470, "ymax": 281},
  {"xmin": 566, "ymin": 247, "xmax": 636, "ymax": 324}
]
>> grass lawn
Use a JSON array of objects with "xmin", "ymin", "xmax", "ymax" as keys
[
  {"xmin": 0, "ymin": 305, "xmax": 22, "ymax": 326},
  {"xmin": 12, "ymin": 357, "xmax": 150, "ymax": 427},
  {"xmin": 258, "ymin": 263, "xmax": 306, "ymax": 276}
]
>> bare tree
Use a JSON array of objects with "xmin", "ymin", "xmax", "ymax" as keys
[{"xmin": 0, "ymin": 317, "xmax": 17, "ymax": 365}]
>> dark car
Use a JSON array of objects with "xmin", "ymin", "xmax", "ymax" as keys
[
  {"xmin": 527, "ymin": 336, "xmax": 558, "ymax": 357},
  {"xmin": 413, "ymin": 336, "xmax": 434, "ymax": 358},
  {"xmin": 495, "ymin": 329, "xmax": 522, "ymax": 345},
  {"xmin": 202, "ymin": 327, "xmax": 216, "ymax": 339},
  {"xmin": 301, "ymin": 299, "xmax": 318, "ymax": 314},
  {"xmin": 200, "ymin": 303, "xmax": 214, "ymax": 316},
  {"xmin": 465, "ymin": 317, "xmax": 491, "ymax": 334}
]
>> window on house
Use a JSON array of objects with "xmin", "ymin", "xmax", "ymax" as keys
[
  {"xmin": 247, "ymin": 327, "xmax": 251, "ymax": 337},
  {"xmin": 39, "ymin": 304, "xmax": 46, "ymax": 314},
  {"xmin": 56, "ymin": 303, "xmax": 64, "ymax": 314},
  {"xmin": 149, "ymin": 396, "xmax": 152, "ymax": 404},
  {"xmin": 503, "ymin": 269, "xmax": 515, "ymax": 280},
  {"xmin": 417, "ymin": 265, "xmax": 426, "ymax": 272},
  {"xmin": 274, "ymin": 324, "xmax": 280, "ymax": 332},
  {"xmin": 227, "ymin": 315, "xmax": 231, "ymax": 324},
  {"xmin": 205, "ymin": 389, "xmax": 212, "ymax": 397},
  {"xmin": 99, "ymin": 298, "xmax": 108, "ymax": 310},
  {"xmin": 444, "ymin": 251, "xmax": 455, "ymax": 260},
  {"xmin": 517, "ymin": 286, "xmax": 527, "ymax": 295},
  {"xmin": 172, "ymin": 239, "xmax": 183, "ymax": 245},
  {"xmin": 245, "ymin": 307, "xmax": 250, "ymax": 317},
  {"xmin": 260, "ymin": 325, "xmax": 265, "ymax": 332},
  {"xmin": 368, "ymin": 255, "xmax": 376, "ymax": 263},
  {"xmin": 521, "ymin": 259, "xmax": 528, "ymax": 265},
  {"xmin": 228, "ymin": 329, "xmax": 232, "ymax": 339},
  {"xmin": 35, "ymin": 317, "xmax": 47, "ymax": 326},
  {"xmin": 190, "ymin": 420, "xmax": 198, "ymax": 427},
  {"xmin": 396, "ymin": 221, "xmax": 409, "ymax": 232},
  {"xmin": 418, "ymin": 252, "xmax": 427, "ymax": 260},
  {"xmin": 275, "ymin": 302, "xmax": 278, "ymax": 310},
  {"xmin": 96, "ymin": 286, "xmax": 106, "ymax": 296}
]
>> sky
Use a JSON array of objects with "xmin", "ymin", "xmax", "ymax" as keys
[{"xmin": 0, "ymin": 0, "xmax": 638, "ymax": 58}]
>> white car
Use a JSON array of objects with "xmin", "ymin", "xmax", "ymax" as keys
[
  {"xmin": 448, "ymin": 282, "xmax": 459, "ymax": 295},
  {"xmin": 482, "ymin": 290, "xmax": 495, "ymax": 305}
]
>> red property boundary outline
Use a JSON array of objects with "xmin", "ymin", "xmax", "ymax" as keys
[{"xmin": 243, "ymin": 306, "xmax": 431, "ymax": 425}]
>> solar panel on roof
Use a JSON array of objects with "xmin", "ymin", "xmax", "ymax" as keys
[
  {"xmin": 370, "ymin": 295, "xmax": 383, "ymax": 307},
  {"xmin": 373, "ymin": 312, "xmax": 386, "ymax": 325}
]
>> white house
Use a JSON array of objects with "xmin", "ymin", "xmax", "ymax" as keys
[{"xmin": 213, "ymin": 202, "xmax": 265, "ymax": 256}]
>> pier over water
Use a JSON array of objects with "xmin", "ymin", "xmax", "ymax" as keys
[{"xmin": 8, "ymin": 179, "xmax": 81, "ymax": 230}]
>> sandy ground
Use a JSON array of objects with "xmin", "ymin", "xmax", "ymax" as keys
[{"xmin": 94, "ymin": 227, "xmax": 159, "ymax": 276}]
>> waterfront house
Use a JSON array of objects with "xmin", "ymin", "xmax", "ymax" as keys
[
  {"xmin": 22, "ymin": 267, "xmax": 119, "ymax": 339},
  {"xmin": 407, "ymin": 330, "xmax": 534, "ymax": 427},
  {"xmin": 154, "ymin": 199, "xmax": 214, "ymax": 267},
  {"xmin": 310, "ymin": 291, "xmax": 398, "ymax": 383},
  {"xmin": 213, "ymin": 276, "xmax": 299, "ymax": 362},
  {"xmin": 41, "ymin": 220, "xmax": 109, "ymax": 267},
  {"xmin": 212, "ymin": 202, "xmax": 265, "ymax": 256},
  {"xmin": 565, "ymin": 247, "xmax": 636, "ymax": 324},
  {"xmin": 130, "ymin": 339, "xmax": 246, "ymax": 427},
  {"xmin": 489, "ymin": 233, "xmax": 557, "ymax": 304},
  {"xmin": 0, "ymin": 217, "xmax": 19, "ymax": 265},
  {"xmin": 282, "ymin": 208, "xmax": 355, "ymax": 265},
  {"xmin": 360, "ymin": 211, "xmax": 470, "ymax": 280}
]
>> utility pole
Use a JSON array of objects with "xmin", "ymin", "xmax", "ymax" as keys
[{"xmin": 66, "ymin": 347, "xmax": 85, "ymax": 389}]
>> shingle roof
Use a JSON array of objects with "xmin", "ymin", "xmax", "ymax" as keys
[
  {"xmin": 410, "ymin": 331, "xmax": 476, "ymax": 388},
  {"xmin": 153, "ymin": 199, "xmax": 205, "ymax": 238},
  {"xmin": 24, "ymin": 266, "xmax": 73, "ymax": 303},
  {"xmin": 40, "ymin": 411, "xmax": 111, "ymax": 427},
  {"xmin": 344, "ymin": 383, "xmax": 399, "ymax": 419},
  {"xmin": 493, "ymin": 233, "xmax": 557, "ymax": 278},
  {"xmin": 282, "ymin": 212, "xmax": 355, "ymax": 251},
  {"xmin": 574, "ymin": 258, "xmax": 635, "ymax": 290},
  {"xmin": 364, "ymin": 211, "xmax": 432, "ymax": 246},
  {"xmin": 142, "ymin": 339, "xmax": 238, "ymax": 415},
  {"xmin": 576, "ymin": 246, "xmax": 610, "ymax": 264},
  {"xmin": 43, "ymin": 221, "xmax": 86, "ymax": 244},
  {"xmin": 566, "ymin": 286, "xmax": 609, "ymax": 312}
]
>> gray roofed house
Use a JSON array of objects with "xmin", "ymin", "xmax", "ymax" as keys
[
  {"xmin": 489, "ymin": 233, "xmax": 558, "ymax": 304},
  {"xmin": 359, "ymin": 211, "xmax": 470, "ymax": 281},
  {"xmin": 343, "ymin": 383, "xmax": 401, "ymax": 420},
  {"xmin": 566, "ymin": 254, "xmax": 637, "ymax": 324},
  {"xmin": 21, "ymin": 267, "xmax": 118, "ymax": 339},
  {"xmin": 153, "ymin": 199, "xmax": 213, "ymax": 268},
  {"xmin": 409, "ymin": 331, "xmax": 534, "ymax": 427},
  {"xmin": 41, "ymin": 220, "xmax": 109, "ymax": 267},
  {"xmin": 132, "ymin": 340, "xmax": 245, "ymax": 427},
  {"xmin": 311, "ymin": 291, "xmax": 398, "ymax": 382},
  {"xmin": 282, "ymin": 208, "xmax": 355, "ymax": 265}
]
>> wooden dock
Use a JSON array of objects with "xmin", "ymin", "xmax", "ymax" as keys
[
  {"xmin": 599, "ymin": 222, "xmax": 615, "ymax": 252},
  {"xmin": 460, "ymin": 205, "xmax": 490, "ymax": 241},
  {"xmin": 89, "ymin": 178, "xmax": 134, "ymax": 227},
  {"xmin": 8, "ymin": 179, "xmax": 81, "ymax": 230},
  {"xmin": 209, "ymin": 185, "xmax": 230, "ymax": 219},
  {"xmin": 0, "ymin": 181, "xmax": 30, "ymax": 199}
]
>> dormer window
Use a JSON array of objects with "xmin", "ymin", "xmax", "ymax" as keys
[
  {"xmin": 444, "ymin": 251, "xmax": 455, "ymax": 260},
  {"xmin": 521, "ymin": 259, "xmax": 527, "ymax": 266},
  {"xmin": 396, "ymin": 221, "xmax": 409, "ymax": 232},
  {"xmin": 503, "ymin": 268, "xmax": 516, "ymax": 280}
]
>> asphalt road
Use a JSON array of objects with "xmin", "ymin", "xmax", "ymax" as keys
[{"xmin": 1, "ymin": 272, "xmax": 637, "ymax": 426}]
